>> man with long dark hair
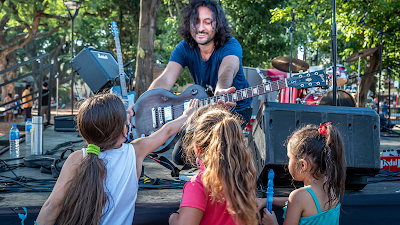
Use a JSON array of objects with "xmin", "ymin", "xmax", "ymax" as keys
[
  {"xmin": 133, "ymin": 0, "xmax": 252, "ymax": 165},
  {"xmin": 148, "ymin": 0, "xmax": 252, "ymax": 122}
]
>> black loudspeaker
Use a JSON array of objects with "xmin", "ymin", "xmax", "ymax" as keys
[
  {"xmin": 248, "ymin": 102, "xmax": 380, "ymax": 190},
  {"xmin": 71, "ymin": 48, "xmax": 124, "ymax": 93},
  {"xmin": 54, "ymin": 115, "xmax": 77, "ymax": 132}
]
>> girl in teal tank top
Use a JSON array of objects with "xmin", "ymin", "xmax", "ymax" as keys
[{"xmin": 261, "ymin": 122, "xmax": 346, "ymax": 225}]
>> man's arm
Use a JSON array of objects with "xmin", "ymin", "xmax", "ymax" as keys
[
  {"xmin": 149, "ymin": 61, "xmax": 184, "ymax": 91},
  {"xmin": 128, "ymin": 61, "xmax": 184, "ymax": 119},
  {"xmin": 214, "ymin": 55, "xmax": 240, "ymax": 107},
  {"xmin": 215, "ymin": 55, "xmax": 240, "ymax": 92}
]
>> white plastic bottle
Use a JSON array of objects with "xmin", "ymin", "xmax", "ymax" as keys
[
  {"xmin": 9, "ymin": 124, "xmax": 20, "ymax": 158},
  {"xmin": 25, "ymin": 118, "xmax": 32, "ymax": 146}
]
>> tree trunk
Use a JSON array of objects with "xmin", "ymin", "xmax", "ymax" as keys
[
  {"xmin": 134, "ymin": 0, "xmax": 161, "ymax": 101},
  {"xmin": 359, "ymin": 45, "xmax": 381, "ymax": 107}
]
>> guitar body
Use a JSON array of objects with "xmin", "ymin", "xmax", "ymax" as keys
[{"xmin": 134, "ymin": 84, "xmax": 207, "ymax": 137}]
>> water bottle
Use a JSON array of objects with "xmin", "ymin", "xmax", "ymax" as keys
[
  {"xmin": 9, "ymin": 124, "xmax": 20, "ymax": 158},
  {"xmin": 25, "ymin": 118, "xmax": 32, "ymax": 146}
]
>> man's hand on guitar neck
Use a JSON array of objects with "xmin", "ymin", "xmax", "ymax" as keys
[{"xmin": 214, "ymin": 87, "xmax": 237, "ymax": 109}]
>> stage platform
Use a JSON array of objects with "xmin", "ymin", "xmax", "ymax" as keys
[{"xmin": 0, "ymin": 125, "xmax": 399, "ymax": 224}]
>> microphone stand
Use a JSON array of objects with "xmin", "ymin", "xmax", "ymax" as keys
[
  {"xmin": 359, "ymin": 21, "xmax": 397, "ymax": 113},
  {"xmin": 288, "ymin": 8, "xmax": 295, "ymax": 103},
  {"xmin": 331, "ymin": 0, "xmax": 338, "ymax": 106}
]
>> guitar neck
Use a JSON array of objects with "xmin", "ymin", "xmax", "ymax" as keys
[
  {"xmin": 114, "ymin": 37, "xmax": 128, "ymax": 97},
  {"xmin": 198, "ymin": 79, "xmax": 288, "ymax": 106}
]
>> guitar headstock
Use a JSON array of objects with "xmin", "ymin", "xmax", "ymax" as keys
[
  {"xmin": 111, "ymin": 21, "xmax": 119, "ymax": 38},
  {"xmin": 288, "ymin": 70, "xmax": 328, "ymax": 89}
]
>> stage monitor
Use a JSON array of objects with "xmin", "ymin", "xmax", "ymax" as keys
[{"xmin": 71, "ymin": 48, "xmax": 126, "ymax": 93}]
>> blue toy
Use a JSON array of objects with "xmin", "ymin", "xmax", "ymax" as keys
[
  {"xmin": 18, "ymin": 207, "xmax": 27, "ymax": 225},
  {"xmin": 266, "ymin": 169, "xmax": 275, "ymax": 213}
]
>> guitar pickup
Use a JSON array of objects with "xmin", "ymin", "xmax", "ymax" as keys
[
  {"xmin": 164, "ymin": 105, "xmax": 173, "ymax": 123},
  {"xmin": 152, "ymin": 108, "xmax": 157, "ymax": 128},
  {"xmin": 158, "ymin": 107, "xmax": 164, "ymax": 125},
  {"xmin": 183, "ymin": 100, "xmax": 190, "ymax": 111}
]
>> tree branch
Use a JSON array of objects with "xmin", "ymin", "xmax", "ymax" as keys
[
  {"xmin": 0, "ymin": 34, "xmax": 34, "ymax": 59},
  {"xmin": 0, "ymin": 13, "xmax": 10, "ymax": 30},
  {"xmin": 7, "ymin": 32, "xmax": 29, "ymax": 44},
  {"xmin": 82, "ymin": 12, "xmax": 99, "ymax": 18},
  {"xmin": 38, "ymin": 13, "xmax": 70, "ymax": 22},
  {"xmin": 34, "ymin": 23, "xmax": 69, "ymax": 38}
]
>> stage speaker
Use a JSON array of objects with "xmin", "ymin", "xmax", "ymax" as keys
[
  {"xmin": 71, "ymin": 48, "xmax": 127, "ymax": 93},
  {"xmin": 248, "ymin": 102, "xmax": 380, "ymax": 190},
  {"xmin": 54, "ymin": 115, "xmax": 77, "ymax": 132}
]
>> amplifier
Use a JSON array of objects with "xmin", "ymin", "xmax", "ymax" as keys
[
  {"xmin": 248, "ymin": 102, "xmax": 380, "ymax": 190},
  {"xmin": 71, "ymin": 48, "xmax": 128, "ymax": 93},
  {"xmin": 54, "ymin": 115, "xmax": 77, "ymax": 132}
]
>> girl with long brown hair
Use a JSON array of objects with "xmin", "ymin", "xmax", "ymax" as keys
[
  {"xmin": 36, "ymin": 93, "xmax": 198, "ymax": 225},
  {"xmin": 169, "ymin": 106, "xmax": 259, "ymax": 225},
  {"xmin": 262, "ymin": 122, "xmax": 347, "ymax": 225}
]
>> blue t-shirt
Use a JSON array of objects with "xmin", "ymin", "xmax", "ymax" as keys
[{"xmin": 169, "ymin": 37, "xmax": 252, "ymax": 112}]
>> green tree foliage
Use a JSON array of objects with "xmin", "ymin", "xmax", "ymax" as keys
[
  {"xmin": 220, "ymin": 0, "xmax": 296, "ymax": 68},
  {"xmin": 270, "ymin": 0, "xmax": 400, "ymax": 106},
  {"xmin": 0, "ymin": 0, "xmax": 141, "ymax": 99}
]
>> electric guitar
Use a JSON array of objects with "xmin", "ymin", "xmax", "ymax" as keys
[
  {"xmin": 134, "ymin": 70, "xmax": 327, "ymax": 152},
  {"xmin": 110, "ymin": 21, "xmax": 135, "ymax": 106},
  {"xmin": 110, "ymin": 21, "xmax": 136, "ymax": 140}
]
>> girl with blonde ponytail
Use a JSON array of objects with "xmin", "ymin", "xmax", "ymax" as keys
[{"xmin": 169, "ymin": 106, "xmax": 259, "ymax": 225}]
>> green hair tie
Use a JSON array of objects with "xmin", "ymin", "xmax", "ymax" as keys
[{"xmin": 86, "ymin": 144, "xmax": 100, "ymax": 156}]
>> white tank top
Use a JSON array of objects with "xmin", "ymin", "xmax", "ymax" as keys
[{"xmin": 83, "ymin": 143, "xmax": 138, "ymax": 225}]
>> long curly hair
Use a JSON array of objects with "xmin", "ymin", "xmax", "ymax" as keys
[
  {"xmin": 287, "ymin": 123, "xmax": 347, "ymax": 209},
  {"xmin": 58, "ymin": 93, "xmax": 127, "ymax": 225},
  {"xmin": 182, "ymin": 106, "xmax": 259, "ymax": 225},
  {"xmin": 179, "ymin": 0, "xmax": 232, "ymax": 49}
]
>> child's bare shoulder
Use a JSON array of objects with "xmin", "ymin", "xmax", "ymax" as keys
[
  {"xmin": 288, "ymin": 188, "xmax": 312, "ymax": 203},
  {"xmin": 66, "ymin": 150, "xmax": 84, "ymax": 164}
]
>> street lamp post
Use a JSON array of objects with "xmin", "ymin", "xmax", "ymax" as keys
[{"xmin": 64, "ymin": 0, "xmax": 82, "ymax": 114}]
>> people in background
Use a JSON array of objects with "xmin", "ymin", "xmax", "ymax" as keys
[
  {"xmin": 22, "ymin": 84, "xmax": 33, "ymax": 121},
  {"xmin": 14, "ymin": 94, "xmax": 24, "ymax": 118},
  {"xmin": 3, "ymin": 93, "xmax": 14, "ymax": 122},
  {"xmin": 381, "ymin": 100, "xmax": 389, "ymax": 118}
]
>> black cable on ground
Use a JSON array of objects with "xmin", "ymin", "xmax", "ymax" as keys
[{"xmin": 368, "ymin": 169, "xmax": 400, "ymax": 184}]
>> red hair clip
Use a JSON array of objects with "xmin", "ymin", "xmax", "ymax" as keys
[{"xmin": 318, "ymin": 122, "xmax": 333, "ymax": 136}]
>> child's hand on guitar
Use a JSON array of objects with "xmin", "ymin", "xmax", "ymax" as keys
[
  {"xmin": 183, "ymin": 99, "xmax": 199, "ymax": 117},
  {"xmin": 127, "ymin": 104, "xmax": 135, "ymax": 123},
  {"xmin": 214, "ymin": 87, "xmax": 237, "ymax": 108}
]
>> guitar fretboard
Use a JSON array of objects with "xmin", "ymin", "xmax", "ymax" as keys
[
  {"xmin": 198, "ymin": 79, "xmax": 288, "ymax": 107},
  {"xmin": 114, "ymin": 37, "xmax": 128, "ymax": 97}
]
